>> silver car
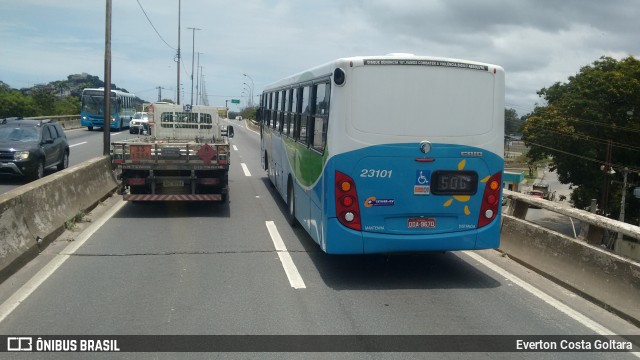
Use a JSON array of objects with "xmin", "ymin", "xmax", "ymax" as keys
[{"xmin": 129, "ymin": 112, "xmax": 149, "ymax": 134}]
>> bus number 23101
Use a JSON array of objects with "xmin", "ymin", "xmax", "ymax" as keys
[{"xmin": 360, "ymin": 169, "xmax": 393, "ymax": 178}]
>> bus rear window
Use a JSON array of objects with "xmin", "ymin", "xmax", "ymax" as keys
[{"xmin": 351, "ymin": 67, "xmax": 495, "ymax": 137}]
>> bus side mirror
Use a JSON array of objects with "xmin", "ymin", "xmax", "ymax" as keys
[{"xmin": 227, "ymin": 125, "xmax": 234, "ymax": 138}]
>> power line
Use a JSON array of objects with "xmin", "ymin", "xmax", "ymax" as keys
[
  {"xmin": 505, "ymin": 103, "xmax": 535, "ymax": 115},
  {"xmin": 528, "ymin": 113, "xmax": 640, "ymax": 135},
  {"xmin": 568, "ymin": 117, "xmax": 640, "ymax": 135},
  {"xmin": 136, "ymin": 0, "xmax": 175, "ymax": 50},
  {"xmin": 527, "ymin": 142, "xmax": 640, "ymax": 174},
  {"xmin": 530, "ymin": 127, "xmax": 640, "ymax": 153}
]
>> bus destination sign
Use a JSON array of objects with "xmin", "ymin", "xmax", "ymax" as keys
[{"xmin": 364, "ymin": 59, "xmax": 488, "ymax": 71}]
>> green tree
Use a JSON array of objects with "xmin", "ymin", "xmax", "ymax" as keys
[
  {"xmin": 505, "ymin": 108, "xmax": 523, "ymax": 135},
  {"xmin": 522, "ymin": 56, "xmax": 640, "ymax": 222},
  {"xmin": 240, "ymin": 107, "xmax": 257, "ymax": 120},
  {"xmin": 31, "ymin": 87, "xmax": 57, "ymax": 115},
  {"xmin": 54, "ymin": 95, "xmax": 80, "ymax": 115},
  {"xmin": 0, "ymin": 89, "xmax": 37, "ymax": 118}
]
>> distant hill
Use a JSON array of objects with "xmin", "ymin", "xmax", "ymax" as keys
[
  {"xmin": 12, "ymin": 73, "xmax": 131, "ymax": 99},
  {"xmin": 0, "ymin": 74, "xmax": 146, "ymax": 118}
]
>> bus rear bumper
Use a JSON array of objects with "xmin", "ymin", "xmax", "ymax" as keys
[{"xmin": 324, "ymin": 218, "xmax": 500, "ymax": 254}]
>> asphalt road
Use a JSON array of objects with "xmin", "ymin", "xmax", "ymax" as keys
[{"xmin": 0, "ymin": 121, "xmax": 637, "ymax": 358}]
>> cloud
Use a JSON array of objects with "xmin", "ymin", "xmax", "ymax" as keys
[{"xmin": 1, "ymin": 0, "xmax": 639, "ymax": 112}]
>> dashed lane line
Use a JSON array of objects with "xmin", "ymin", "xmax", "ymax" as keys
[
  {"xmin": 265, "ymin": 221, "xmax": 306, "ymax": 289},
  {"xmin": 240, "ymin": 163, "xmax": 251, "ymax": 177}
]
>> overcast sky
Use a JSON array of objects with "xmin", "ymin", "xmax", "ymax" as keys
[{"xmin": 1, "ymin": 0, "xmax": 638, "ymax": 114}]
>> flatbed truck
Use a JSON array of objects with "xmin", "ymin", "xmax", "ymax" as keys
[{"xmin": 111, "ymin": 102, "xmax": 234, "ymax": 201}]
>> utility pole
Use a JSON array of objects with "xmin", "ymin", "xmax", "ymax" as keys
[
  {"xmin": 175, "ymin": 0, "xmax": 181, "ymax": 105},
  {"xmin": 601, "ymin": 140, "xmax": 613, "ymax": 215},
  {"xmin": 156, "ymin": 86, "xmax": 165, "ymax": 102},
  {"xmin": 103, "ymin": 0, "xmax": 112, "ymax": 156},
  {"xmin": 187, "ymin": 27, "xmax": 201, "ymax": 106},
  {"xmin": 617, "ymin": 167, "xmax": 629, "ymax": 241}
]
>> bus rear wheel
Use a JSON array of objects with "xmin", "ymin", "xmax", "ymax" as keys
[{"xmin": 87, "ymin": 126, "xmax": 93, "ymax": 131}]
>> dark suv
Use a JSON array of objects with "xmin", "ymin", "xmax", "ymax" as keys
[{"xmin": 0, "ymin": 119, "xmax": 70, "ymax": 180}]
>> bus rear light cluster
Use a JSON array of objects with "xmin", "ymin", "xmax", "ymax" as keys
[
  {"xmin": 477, "ymin": 172, "xmax": 502, "ymax": 228},
  {"xmin": 335, "ymin": 171, "xmax": 361, "ymax": 231}
]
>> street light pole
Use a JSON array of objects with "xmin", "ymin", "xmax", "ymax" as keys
[
  {"xmin": 103, "ymin": 0, "xmax": 112, "ymax": 156},
  {"xmin": 195, "ymin": 53, "xmax": 203, "ymax": 105},
  {"xmin": 242, "ymin": 84, "xmax": 251, "ymax": 107},
  {"xmin": 187, "ymin": 27, "xmax": 201, "ymax": 105},
  {"xmin": 243, "ymin": 73, "xmax": 254, "ymax": 107}
]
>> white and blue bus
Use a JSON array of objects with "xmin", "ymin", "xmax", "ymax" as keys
[
  {"xmin": 259, "ymin": 54, "xmax": 504, "ymax": 254},
  {"xmin": 80, "ymin": 88, "xmax": 137, "ymax": 131}
]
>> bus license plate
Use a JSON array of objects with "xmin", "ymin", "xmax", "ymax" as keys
[
  {"xmin": 163, "ymin": 180, "xmax": 184, "ymax": 187},
  {"xmin": 407, "ymin": 218, "xmax": 436, "ymax": 229}
]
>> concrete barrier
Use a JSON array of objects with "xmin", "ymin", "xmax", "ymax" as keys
[
  {"xmin": 58, "ymin": 118, "xmax": 81, "ymax": 129},
  {"xmin": 0, "ymin": 156, "xmax": 117, "ymax": 282},
  {"xmin": 24, "ymin": 115, "xmax": 82, "ymax": 130},
  {"xmin": 501, "ymin": 190, "xmax": 640, "ymax": 326}
]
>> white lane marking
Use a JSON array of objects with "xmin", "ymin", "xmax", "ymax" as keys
[
  {"xmin": 265, "ymin": 221, "xmax": 306, "ymax": 289},
  {"xmin": 463, "ymin": 251, "xmax": 622, "ymax": 337},
  {"xmin": 240, "ymin": 163, "xmax": 251, "ymax": 177},
  {"xmin": 0, "ymin": 200, "xmax": 127, "ymax": 324},
  {"xmin": 233, "ymin": 145, "xmax": 238, "ymax": 151},
  {"xmin": 69, "ymin": 141, "xmax": 87, "ymax": 148},
  {"xmin": 244, "ymin": 120, "xmax": 260, "ymax": 135}
]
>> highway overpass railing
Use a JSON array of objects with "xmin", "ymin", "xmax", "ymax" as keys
[{"xmin": 501, "ymin": 189, "xmax": 640, "ymax": 327}]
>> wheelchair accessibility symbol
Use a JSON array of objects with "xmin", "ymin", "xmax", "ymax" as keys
[
  {"xmin": 414, "ymin": 170, "xmax": 431, "ymax": 195},
  {"xmin": 416, "ymin": 170, "xmax": 430, "ymax": 185}
]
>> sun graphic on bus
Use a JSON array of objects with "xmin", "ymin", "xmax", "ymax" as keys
[{"xmin": 443, "ymin": 159, "xmax": 490, "ymax": 216}]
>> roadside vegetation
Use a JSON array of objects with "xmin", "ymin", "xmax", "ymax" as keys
[
  {"xmin": 521, "ymin": 55, "xmax": 640, "ymax": 223},
  {"xmin": 0, "ymin": 73, "xmax": 138, "ymax": 118}
]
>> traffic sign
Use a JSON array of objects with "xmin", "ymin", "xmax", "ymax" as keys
[{"xmin": 231, "ymin": 99, "xmax": 240, "ymax": 104}]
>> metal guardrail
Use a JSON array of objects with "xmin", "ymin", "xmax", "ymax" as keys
[{"xmin": 503, "ymin": 189, "xmax": 640, "ymax": 244}]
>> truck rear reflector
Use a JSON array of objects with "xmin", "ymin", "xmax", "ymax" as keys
[{"xmin": 123, "ymin": 194, "xmax": 223, "ymax": 201}]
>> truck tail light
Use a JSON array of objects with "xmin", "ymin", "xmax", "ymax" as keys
[
  {"xmin": 217, "ymin": 146, "xmax": 228, "ymax": 165},
  {"xmin": 198, "ymin": 178, "xmax": 220, "ymax": 185},
  {"xmin": 127, "ymin": 178, "xmax": 145, "ymax": 186}
]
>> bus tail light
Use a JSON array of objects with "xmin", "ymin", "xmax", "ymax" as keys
[
  {"xmin": 335, "ymin": 171, "xmax": 361, "ymax": 231},
  {"xmin": 477, "ymin": 171, "xmax": 502, "ymax": 228}
]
